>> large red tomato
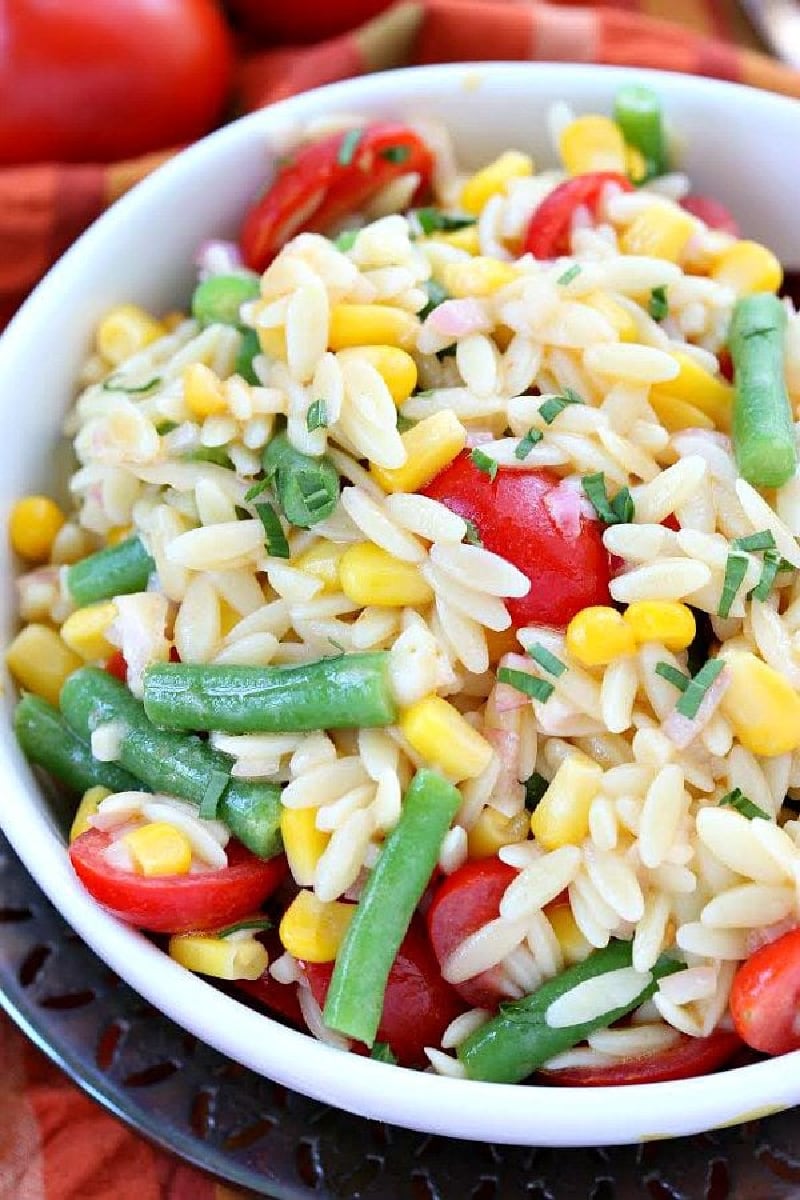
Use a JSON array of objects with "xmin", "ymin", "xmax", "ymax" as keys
[
  {"xmin": 0, "ymin": 1, "xmax": 233, "ymax": 165},
  {"xmin": 225, "ymin": 0, "xmax": 393, "ymax": 42}
]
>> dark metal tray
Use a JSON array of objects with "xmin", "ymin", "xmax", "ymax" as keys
[{"xmin": 2, "ymin": 828, "xmax": 800, "ymax": 1199}]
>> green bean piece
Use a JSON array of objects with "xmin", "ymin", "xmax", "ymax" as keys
[
  {"xmin": 60, "ymin": 668, "xmax": 282, "ymax": 858},
  {"xmin": 66, "ymin": 536, "xmax": 154, "ymax": 607},
  {"xmin": 458, "ymin": 941, "xmax": 682, "ymax": 1083},
  {"xmin": 142, "ymin": 653, "xmax": 397, "ymax": 734},
  {"xmin": 613, "ymin": 84, "xmax": 668, "ymax": 180},
  {"xmin": 730, "ymin": 293, "xmax": 797, "ymax": 488},
  {"xmin": 14, "ymin": 693, "xmax": 142, "ymax": 797},
  {"xmin": 235, "ymin": 327, "xmax": 261, "ymax": 384},
  {"xmin": 191, "ymin": 272, "xmax": 260, "ymax": 329},
  {"xmin": 261, "ymin": 431, "xmax": 339, "ymax": 528},
  {"xmin": 323, "ymin": 770, "xmax": 461, "ymax": 1046}
]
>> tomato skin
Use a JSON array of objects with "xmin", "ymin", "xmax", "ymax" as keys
[
  {"xmin": 104, "ymin": 651, "xmax": 128, "ymax": 683},
  {"xmin": 680, "ymin": 195, "xmax": 740, "ymax": 238},
  {"xmin": 537, "ymin": 1029, "xmax": 742, "ymax": 1086},
  {"xmin": 69, "ymin": 829, "xmax": 287, "ymax": 934},
  {"xmin": 303, "ymin": 918, "xmax": 464, "ymax": 1067},
  {"xmin": 427, "ymin": 859, "xmax": 518, "ymax": 1008},
  {"xmin": 225, "ymin": 0, "xmax": 392, "ymax": 41},
  {"xmin": 423, "ymin": 454, "xmax": 612, "ymax": 628},
  {"xmin": 730, "ymin": 928, "xmax": 800, "ymax": 1056},
  {"xmin": 0, "ymin": 1, "xmax": 233, "ymax": 166},
  {"xmin": 523, "ymin": 172, "xmax": 634, "ymax": 259},
  {"xmin": 239, "ymin": 123, "xmax": 434, "ymax": 271}
]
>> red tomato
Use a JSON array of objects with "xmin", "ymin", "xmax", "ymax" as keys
[
  {"xmin": 523, "ymin": 172, "xmax": 634, "ymax": 259},
  {"xmin": 537, "ymin": 1028, "xmax": 742, "ymax": 1086},
  {"xmin": 426, "ymin": 859, "xmax": 518, "ymax": 1008},
  {"xmin": 730, "ymin": 928, "xmax": 800, "ymax": 1055},
  {"xmin": 0, "ymin": 1, "xmax": 233, "ymax": 165},
  {"xmin": 236, "ymin": 929, "xmax": 305, "ymax": 1027},
  {"xmin": 423, "ymin": 454, "xmax": 612, "ymax": 628},
  {"xmin": 225, "ymin": 0, "xmax": 392, "ymax": 41},
  {"xmin": 680, "ymin": 195, "xmax": 740, "ymax": 238},
  {"xmin": 303, "ymin": 918, "xmax": 464, "ymax": 1067},
  {"xmin": 718, "ymin": 348, "xmax": 734, "ymax": 382},
  {"xmin": 104, "ymin": 651, "xmax": 128, "ymax": 683},
  {"xmin": 69, "ymin": 829, "xmax": 287, "ymax": 934},
  {"xmin": 239, "ymin": 123, "xmax": 434, "ymax": 271}
]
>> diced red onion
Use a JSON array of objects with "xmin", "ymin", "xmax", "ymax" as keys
[{"xmin": 426, "ymin": 297, "xmax": 490, "ymax": 339}]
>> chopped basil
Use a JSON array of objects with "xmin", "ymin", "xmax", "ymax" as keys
[
  {"xmin": 155, "ymin": 420, "xmax": 179, "ymax": 436},
  {"xmin": 379, "ymin": 144, "xmax": 411, "ymax": 164},
  {"xmin": 733, "ymin": 530, "xmax": 776, "ymax": 553},
  {"xmin": 199, "ymin": 768, "xmax": 229, "ymax": 820},
  {"xmin": 557, "ymin": 264, "xmax": 581, "ymax": 286},
  {"xmin": 648, "ymin": 286, "xmax": 669, "ymax": 322},
  {"xmin": 337, "ymin": 128, "xmax": 364, "ymax": 166},
  {"xmin": 524, "ymin": 771, "xmax": 550, "ymax": 811},
  {"xmin": 496, "ymin": 667, "xmax": 554, "ymax": 704},
  {"xmin": 470, "ymin": 448, "xmax": 498, "ymax": 481},
  {"xmin": 582, "ymin": 473, "xmax": 635, "ymax": 526},
  {"xmin": 719, "ymin": 788, "xmax": 770, "ymax": 821},
  {"xmin": 420, "ymin": 279, "xmax": 449, "ymax": 321},
  {"xmin": 528, "ymin": 643, "xmax": 567, "ymax": 677},
  {"xmin": 414, "ymin": 208, "xmax": 476, "ymax": 236},
  {"xmin": 655, "ymin": 662, "xmax": 690, "ymax": 692},
  {"xmin": 333, "ymin": 229, "xmax": 359, "ymax": 252},
  {"xmin": 718, "ymin": 551, "xmax": 749, "ymax": 618},
  {"xmin": 538, "ymin": 390, "xmax": 583, "ymax": 424},
  {"xmin": 514, "ymin": 428, "xmax": 543, "ymax": 460},
  {"xmin": 750, "ymin": 548, "xmax": 782, "ymax": 601},
  {"xmin": 370, "ymin": 1042, "xmax": 397, "ymax": 1064},
  {"xmin": 256, "ymin": 502, "xmax": 290, "ymax": 559},
  {"xmin": 463, "ymin": 519, "xmax": 483, "ymax": 547},
  {"xmin": 102, "ymin": 374, "xmax": 161, "ymax": 394},
  {"xmin": 675, "ymin": 658, "xmax": 725, "ymax": 720},
  {"xmin": 216, "ymin": 917, "xmax": 272, "ymax": 939},
  {"xmin": 183, "ymin": 447, "xmax": 234, "ymax": 469},
  {"xmin": 306, "ymin": 399, "xmax": 328, "ymax": 432},
  {"xmin": 244, "ymin": 478, "xmax": 270, "ymax": 502}
]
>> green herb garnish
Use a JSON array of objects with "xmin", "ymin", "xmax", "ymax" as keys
[
  {"xmin": 379, "ymin": 145, "xmax": 411, "ymax": 164},
  {"xmin": 337, "ymin": 128, "xmax": 363, "ymax": 166},
  {"xmin": 256, "ymin": 502, "xmax": 290, "ymax": 559},
  {"xmin": 370, "ymin": 1042, "xmax": 398, "ymax": 1064},
  {"xmin": 538, "ymin": 390, "xmax": 583, "ymax": 424},
  {"xmin": 675, "ymin": 658, "xmax": 725, "ymax": 720},
  {"xmin": 102, "ymin": 375, "xmax": 161, "ymax": 394},
  {"xmin": 524, "ymin": 772, "xmax": 550, "ymax": 811},
  {"xmin": 557, "ymin": 264, "xmax": 581, "ymax": 286},
  {"xmin": 420, "ymin": 279, "xmax": 449, "ymax": 320},
  {"xmin": 719, "ymin": 788, "xmax": 770, "ymax": 821},
  {"xmin": 306, "ymin": 399, "xmax": 328, "ymax": 432},
  {"xmin": 648, "ymin": 286, "xmax": 669, "ymax": 322},
  {"xmin": 414, "ymin": 208, "xmax": 476, "ymax": 236},
  {"xmin": 582, "ymin": 474, "xmax": 635, "ymax": 525},
  {"xmin": 244, "ymin": 478, "xmax": 270, "ymax": 502},
  {"xmin": 496, "ymin": 668, "xmax": 554, "ymax": 704},
  {"xmin": 718, "ymin": 551, "xmax": 749, "ymax": 618},
  {"xmin": 528, "ymin": 643, "xmax": 567, "ymax": 677},
  {"xmin": 470, "ymin": 448, "xmax": 498, "ymax": 481},
  {"xmin": 750, "ymin": 548, "xmax": 783, "ymax": 602},
  {"xmin": 199, "ymin": 768, "xmax": 229, "ymax": 820},
  {"xmin": 463, "ymin": 519, "xmax": 483, "ymax": 547},
  {"xmin": 514, "ymin": 428, "xmax": 543, "ymax": 460},
  {"xmin": 655, "ymin": 662, "xmax": 690, "ymax": 692},
  {"xmin": 216, "ymin": 917, "xmax": 272, "ymax": 939},
  {"xmin": 733, "ymin": 530, "xmax": 776, "ymax": 553}
]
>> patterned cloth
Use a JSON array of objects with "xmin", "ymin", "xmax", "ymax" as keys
[{"xmin": 0, "ymin": 1, "xmax": 785, "ymax": 1195}]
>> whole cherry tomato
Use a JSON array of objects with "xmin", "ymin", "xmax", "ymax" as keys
[
  {"xmin": 69, "ymin": 829, "xmax": 287, "ymax": 934},
  {"xmin": 423, "ymin": 454, "xmax": 612, "ymax": 629},
  {"xmin": 0, "ymin": 0, "xmax": 233, "ymax": 165},
  {"xmin": 537, "ymin": 1028, "xmax": 742, "ymax": 1086},
  {"xmin": 426, "ymin": 859, "xmax": 518, "ymax": 1009},
  {"xmin": 303, "ymin": 918, "xmax": 464, "ymax": 1067},
  {"xmin": 730, "ymin": 927, "xmax": 800, "ymax": 1056},
  {"xmin": 239, "ymin": 123, "xmax": 434, "ymax": 271},
  {"xmin": 680, "ymin": 195, "xmax": 740, "ymax": 238},
  {"xmin": 523, "ymin": 172, "xmax": 634, "ymax": 259},
  {"xmin": 225, "ymin": 0, "xmax": 393, "ymax": 41}
]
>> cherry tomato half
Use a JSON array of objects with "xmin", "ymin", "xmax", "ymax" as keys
[
  {"xmin": 69, "ymin": 829, "xmax": 287, "ymax": 934},
  {"xmin": 680, "ymin": 195, "xmax": 740, "ymax": 238},
  {"xmin": 523, "ymin": 172, "xmax": 634, "ymax": 259},
  {"xmin": 423, "ymin": 454, "xmax": 611, "ymax": 628},
  {"xmin": 104, "ymin": 650, "xmax": 128, "ymax": 683},
  {"xmin": 427, "ymin": 859, "xmax": 518, "ymax": 1008},
  {"xmin": 730, "ymin": 927, "xmax": 800, "ymax": 1056},
  {"xmin": 537, "ymin": 1028, "xmax": 742, "ymax": 1086},
  {"xmin": 0, "ymin": 0, "xmax": 233, "ymax": 166},
  {"xmin": 240, "ymin": 124, "xmax": 434, "ymax": 272},
  {"xmin": 303, "ymin": 918, "xmax": 464, "ymax": 1067}
]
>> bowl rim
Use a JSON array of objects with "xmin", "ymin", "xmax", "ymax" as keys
[{"xmin": 1, "ymin": 60, "xmax": 799, "ymax": 1147}]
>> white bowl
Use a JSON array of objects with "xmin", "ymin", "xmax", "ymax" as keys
[{"xmin": 0, "ymin": 63, "xmax": 798, "ymax": 1147}]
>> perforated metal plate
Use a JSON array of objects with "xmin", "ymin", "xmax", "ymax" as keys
[{"xmin": 2, "ymin": 829, "xmax": 800, "ymax": 1199}]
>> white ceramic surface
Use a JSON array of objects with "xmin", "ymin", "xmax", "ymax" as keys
[{"xmin": 0, "ymin": 63, "xmax": 798, "ymax": 1147}]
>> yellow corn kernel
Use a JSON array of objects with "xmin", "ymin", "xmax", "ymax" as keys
[
  {"xmin": 719, "ymin": 651, "xmax": 800, "ymax": 757},
  {"xmin": 441, "ymin": 257, "xmax": 517, "ymax": 299},
  {"xmin": 649, "ymin": 352, "xmax": 733, "ymax": 431},
  {"xmin": 711, "ymin": 240, "xmax": 782, "ymax": 296},
  {"xmin": 460, "ymin": 151, "xmax": 534, "ymax": 215},
  {"xmin": 399, "ymin": 695, "xmax": 493, "ymax": 782},
  {"xmin": 294, "ymin": 541, "xmax": 345, "ymax": 594},
  {"xmin": 257, "ymin": 326, "xmax": 287, "ymax": 360},
  {"xmin": 60, "ymin": 601, "xmax": 118, "ymax": 662},
  {"xmin": 339, "ymin": 543, "xmax": 433, "ymax": 608},
  {"xmin": 649, "ymin": 393, "xmax": 715, "ymax": 434},
  {"xmin": 619, "ymin": 206, "xmax": 695, "ymax": 262},
  {"xmin": 96, "ymin": 304, "xmax": 165, "ymax": 366},
  {"xmin": 106, "ymin": 525, "xmax": 133, "ymax": 548},
  {"xmin": 279, "ymin": 890, "xmax": 354, "ymax": 963},
  {"xmin": 467, "ymin": 806, "xmax": 530, "ymax": 859},
  {"xmin": 9, "ymin": 496, "xmax": 66, "ymax": 564},
  {"xmin": 280, "ymin": 806, "xmax": 330, "ymax": 887},
  {"xmin": 169, "ymin": 933, "xmax": 268, "ymax": 981},
  {"xmin": 6, "ymin": 624, "xmax": 83, "ymax": 706},
  {"xmin": 583, "ymin": 292, "xmax": 639, "ymax": 342},
  {"xmin": 530, "ymin": 754, "xmax": 603, "ymax": 850},
  {"xmin": 337, "ymin": 346, "xmax": 417, "ymax": 406},
  {"xmin": 122, "ymin": 821, "xmax": 193, "ymax": 877},
  {"xmin": 623, "ymin": 601, "xmax": 696, "ymax": 652},
  {"xmin": 565, "ymin": 606, "xmax": 636, "ymax": 667},
  {"xmin": 559, "ymin": 115, "xmax": 627, "ymax": 177},
  {"xmin": 546, "ymin": 902, "xmax": 593, "ymax": 965},
  {"xmin": 183, "ymin": 362, "xmax": 227, "ymax": 418},
  {"xmin": 429, "ymin": 226, "xmax": 481, "ymax": 255},
  {"xmin": 70, "ymin": 786, "xmax": 110, "ymax": 844},
  {"xmin": 371, "ymin": 410, "xmax": 467, "ymax": 494},
  {"xmin": 329, "ymin": 304, "xmax": 418, "ymax": 351},
  {"xmin": 625, "ymin": 145, "xmax": 648, "ymax": 185}
]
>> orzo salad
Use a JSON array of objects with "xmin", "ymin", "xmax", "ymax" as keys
[{"xmin": 9, "ymin": 86, "xmax": 800, "ymax": 1084}]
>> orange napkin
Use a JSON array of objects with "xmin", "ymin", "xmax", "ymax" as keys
[{"xmin": 0, "ymin": 2, "xmax": 783, "ymax": 1196}]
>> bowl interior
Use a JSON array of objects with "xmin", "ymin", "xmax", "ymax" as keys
[{"xmin": 1, "ymin": 62, "xmax": 799, "ymax": 1146}]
